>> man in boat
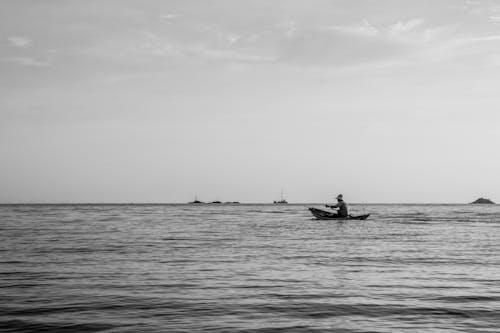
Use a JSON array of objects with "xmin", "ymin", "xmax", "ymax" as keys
[{"xmin": 326, "ymin": 194, "xmax": 348, "ymax": 218}]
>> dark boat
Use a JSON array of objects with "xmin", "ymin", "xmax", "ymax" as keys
[
  {"xmin": 188, "ymin": 196, "xmax": 204, "ymax": 204},
  {"xmin": 273, "ymin": 188, "xmax": 288, "ymax": 204},
  {"xmin": 308, "ymin": 207, "xmax": 370, "ymax": 220},
  {"xmin": 273, "ymin": 200, "xmax": 288, "ymax": 204}
]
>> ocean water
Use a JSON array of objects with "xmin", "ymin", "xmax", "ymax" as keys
[{"xmin": 1, "ymin": 203, "xmax": 500, "ymax": 332}]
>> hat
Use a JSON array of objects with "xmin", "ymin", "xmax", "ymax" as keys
[{"xmin": 336, "ymin": 194, "xmax": 343, "ymax": 200}]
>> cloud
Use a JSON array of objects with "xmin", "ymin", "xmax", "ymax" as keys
[
  {"xmin": 271, "ymin": 19, "xmax": 459, "ymax": 67},
  {"xmin": 328, "ymin": 20, "xmax": 379, "ymax": 37},
  {"xmin": 470, "ymin": 35, "xmax": 500, "ymax": 42},
  {"xmin": 386, "ymin": 19, "xmax": 453, "ymax": 45},
  {"xmin": 138, "ymin": 30, "xmax": 182, "ymax": 57},
  {"xmin": 1, "ymin": 57, "xmax": 50, "ymax": 67},
  {"xmin": 389, "ymin": 19, "xmax": 424, "ymax": 34},
  {"xmin": 159, "ymin": 13, "xmax": 182, "ymax": 20},
  {"xmin": 134, "ymin": 28, "xmax": 272, "ymax": 63},
  {"xmin": 98, "ymin": 15, "xmax": 447, "ymax": 69},
  {"xmin": 8, "ymin": 36, "xmax": 32, "ymax": 48},
  {"xmin": 453, "ymin": 35, "xmax": 500, "ymax": 45},
  {"xmin": 219, "ymin": 33, "xmax": 241, "ymax": 45},
  {"xmin": 277, "ymin": 27, "xmax": 404, "ymax": 67},
  {"xmin": 188, "ymin": 46, "xmax": 275, "ymax": 63},
  {"xmin": 275, "ymin": 21, "xmax": 299, "ymax": 38},
  {"xmin": 269, "ymin": 20, "xmax": 428, "ymax": 67}
]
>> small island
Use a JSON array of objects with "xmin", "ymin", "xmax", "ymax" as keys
[{"xmin": 470, "ymin": 197, "xmax": 495, "ymax": 204}]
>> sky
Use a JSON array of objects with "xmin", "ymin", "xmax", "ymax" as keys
[{"xmin": 1, "ymin": 0, "xmax": 500, "ymax": 203}]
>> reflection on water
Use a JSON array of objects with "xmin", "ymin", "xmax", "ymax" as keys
[{"xmin": 1, "ymin": 204, "xmax": 500, "ymax": 332}]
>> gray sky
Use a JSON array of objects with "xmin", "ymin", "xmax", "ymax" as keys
[{"xmin": 1, "ymin": 0, "xmax": 500, "ymax": 203}]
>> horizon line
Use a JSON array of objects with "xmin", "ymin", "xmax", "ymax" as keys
[{"xmin": 0, "ymin": 201, "xmax": 492, "ymax": 205}]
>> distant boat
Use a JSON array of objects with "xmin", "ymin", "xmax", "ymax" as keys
[
  {"xmin": 188, "ymin": 196, "xmax": 204, "ymax": 204},
  {"xmin": 211, "ymin": 201, "xmax": 222, "ymax": 204},
  {"xmin": 273, "ymin": 188, "xmax": 288, "ymax": 204}
]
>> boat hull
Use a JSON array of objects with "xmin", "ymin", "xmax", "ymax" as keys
[{"xmin": 309, "ymin": 207, "xmax": 370, "ymax": 220}]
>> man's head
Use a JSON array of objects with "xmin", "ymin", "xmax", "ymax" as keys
[{"xmin": 336, "ymin": 194, "xmax": 343, "ymax": 201}]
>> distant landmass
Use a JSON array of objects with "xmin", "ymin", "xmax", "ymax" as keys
[{"xmin": 470, "ymin": 197, "xmax": 495, "ymax": 204}]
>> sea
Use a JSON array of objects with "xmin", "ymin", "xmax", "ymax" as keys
[{"xmin": 1, "ymin": 203, "xmax": 500, "ymax": 333}]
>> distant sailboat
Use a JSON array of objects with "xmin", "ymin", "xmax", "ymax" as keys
[
  {"xmin": 188, "ymin": 196, "xmax": 204, "ymax": 204},
  {"xmin": 273, "ymin": 188, "xmax": 288, "ymax": 204}
]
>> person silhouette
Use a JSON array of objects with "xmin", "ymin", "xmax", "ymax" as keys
[{"xmin": 326, "ymin": 194, "xmax": 348, "ymax": 218}]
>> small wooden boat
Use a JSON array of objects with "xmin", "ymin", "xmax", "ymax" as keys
[{"xmin": 309, "ymin": 207, "xmax": 370, "ymax": 220}]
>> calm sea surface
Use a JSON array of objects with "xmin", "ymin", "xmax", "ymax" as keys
[{"xmin": 1, "ymin": 204, "xmax": 500, "ymax": 332}]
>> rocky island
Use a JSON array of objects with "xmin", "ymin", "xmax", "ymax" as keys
[{"xmin": 470, "ymin": 197, "xmax": 495, "ymax": 204}]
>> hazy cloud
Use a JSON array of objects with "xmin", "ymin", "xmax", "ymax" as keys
[
  {"xmin": 215, "ymin": 32, "xmax": 241, "ymax": 45},
  {"xmin": 451, "ymin": 34, "xmax": 500, "ymax": 46},
  {"xmin": 8, "ymin": 36, "xmax": 32, "ymax": 47},
  {"xmin": 188, "ymin": 46, "xmax": 275, "ymax": 62},
  {"xmin": 1, "ymin": 56, "xmax": 50, "ymax": 67},
  {"xmin": 277, "ymin": 27, "xmax": 403, "ymax": 66},
  {"xmin": 328, "ymin": 20, "xmax": 380, "ymax": 37},
  {"xmin": 138, "ymin": 30, "xmax": 181, "ymax": 57},
  {"xmin": 469, "ymin": 35, "xmax": 500, "ymax": 42},
  {"xmin": 159, "ymin": 13, "xmax": 182, "ymax": 20},
  {"xmin": 386, "ymin": 19, "xmax": 448, "ymax": 44},
  {"xmin": 275, "ymin": 21, "xmax": 299, "ymax": 39},
  {"xmin": 389, "ymin": 19, "xmax": 424, "ymax": 34},
  {"xmin": 135, "ymin": 29, "xmax": 272, "ymax": 63}
]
